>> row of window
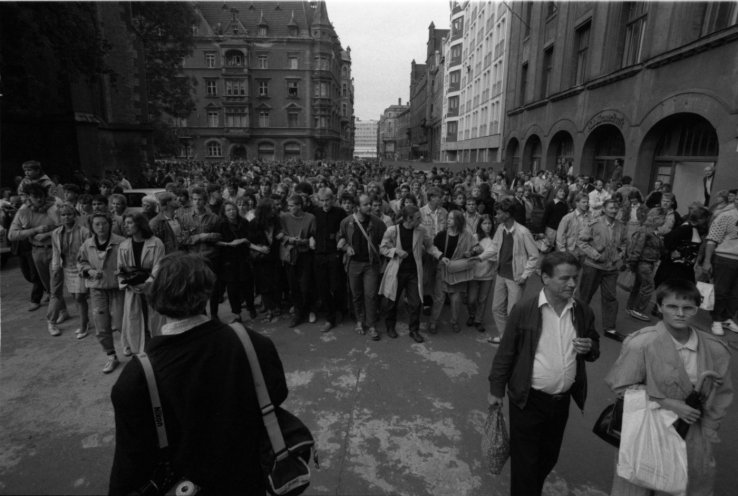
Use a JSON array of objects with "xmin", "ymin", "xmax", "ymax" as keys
[
  {"xmin": 203, "ymin": 78, "xmax": 348, "ymax": 98},
  {"xmin": 201, "ymin": 109, "xmax": 343, "ymax": 129},
  {"xmin": 196, "ymin": 138, "xmax": 302, "ymax": 159},
  {"xmin": 201, "ymin": 50, "xmax": 345, "ymax": 73}
]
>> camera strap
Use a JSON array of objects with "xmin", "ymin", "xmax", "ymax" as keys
[{"xmin": 138, "ymin": 352, "xmax": 169, "ymax": 449}]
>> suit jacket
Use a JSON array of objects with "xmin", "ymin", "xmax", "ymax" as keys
[{"xmin": 489, "ymin": 295, "xmax": 600, "ymax": 410}]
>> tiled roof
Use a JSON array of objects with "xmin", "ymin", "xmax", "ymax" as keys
[{"xmin": 195, "ymin": 1, "xmax": 333, "ymax": 39}]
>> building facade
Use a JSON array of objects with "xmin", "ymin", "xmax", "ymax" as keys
[
  {"xmin": 503, "ymin": 1, "xmax": 738, "ymax": 208},
  {"xmin": 426, "ymin": 23, "xmax": 450, "ymax": 162},
  {"xmin": 177, "ymin": 1, "xmax": 353, "ymax": 162},
  {"xmin": 379, "ymin": 99, "xmax": 411, "ymax": 160},
  {"xmin": 353, "ymin": 119, "xmax": 378, "ymax": 159},
  {"xmin": 441, "ymin": 1, "xmax": 510, "ymax": 164}
]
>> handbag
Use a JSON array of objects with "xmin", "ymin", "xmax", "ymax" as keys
[
  {"xmin": 481, "ymin": 404, "xmax": 510, "ymax": 475},
  {"xmin": 231, "ymin": 323, "xmax": 317, "ymax": 496},
  {"xmin": 119, "ymin": 266, "xmax": 151, "ymax": 286},
  {"xmin": 593, "ymin": 396, "xmax": 624, "ymax": 447}
]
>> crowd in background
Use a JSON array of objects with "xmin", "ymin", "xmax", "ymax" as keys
[{"xmin": 1, "ymin": 157, "xmax": 736, "ymax": 368}]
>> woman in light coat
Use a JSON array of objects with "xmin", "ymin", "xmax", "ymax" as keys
[
  {"xmin": 466, "ymin": 214, "xmax": 496, "ymax": 332},
  {"xmin": 117, "ymin": 212, "xmax": 164, "ymax": 355}
]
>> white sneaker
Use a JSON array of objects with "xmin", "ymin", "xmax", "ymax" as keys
[
  {"xmin": 711, "ymin": 322, "xmax": 725, "ymax": 336},
  {"xmin": 723, "ymin": 319, "xmax": 738, "ymax": 333},
  {"xmin": 47, "ymin": 321, "xmax": 61, "ymax": 337}
]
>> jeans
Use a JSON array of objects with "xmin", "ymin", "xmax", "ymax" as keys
[
  {"xmin": 46, "ymin": 267, "xmax": 69, "ymax": 323},
  {"xmin": 347, "ymin": 260, "xmax": 379, "ymax": 328},
  {"xmin": 492, "ymin": 276, "xmax": 525, "ymax": 336},
  {"xmin": 287, "ymin": 252, "xmax": 314, "ymax": 319},
  {"xmin": 31, "ymin": 245, "xmax": 52, "ymax": 293},
  {"xmin": 467, "ymin": 278, "xmax": 494, "ymax": 324},
  {"xmin": 712, "ymin": 256, "xmax": 738, "ymax": 322},
  {"xmin": 578, "ymin": 265, "xmax": 618, "ymax": 330},
  {"xmin": 626, "ymin": 262, "xmax": 655, "ymax": 313},
  {"xmin": 19, "ymin": 248, "xmax": 43, "ymax": 303},
  {"xmin": 385, "ymin": 270, "xmax": 421, "ymax": 332},
  {"xmin": 430, "ymin": 270, "xmax": 463, "ymax": 326},
  {"xmin": 90, "ymin": 288, "xmax": 124, "ymax": 355},
  {"xmin": 314, "ymin": 252, "xmax": 343, "ymax": 324}
]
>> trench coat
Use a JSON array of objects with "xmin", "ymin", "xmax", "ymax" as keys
[
  {"xmin": 605, "ymin": 323, "xmax": 733, "ymax": 496},
  {"xmin": 117, "ymin": 236, "xmax": 165, "ymax": 354},
  {"xmin": 378, "ymin": 224, "xmax": 441, "ymax": 301}
]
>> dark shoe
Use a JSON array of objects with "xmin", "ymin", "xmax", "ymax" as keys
[
  {"xmin": 604, "ymin": 329, "xmax": 625, "ymax": 342},
  {"xmin": 466, "ymin": 316, "xmax": 475, "ymax": 327},
  {"xmin": 322, "ymin": 322, "xmax": 335, "ymax": 333},
  {"xmin": 422, "ymin": 305, "xmax": 431, "ymax": 316},
  {"xmin": 428, "ymin": 323, "xmax": 437, "ymax": 334},
  {"xmin": 249, "ymin": 309, "xmax": 258, "ymax": 320},
  {"xmin": 368, "ymin": 327, "xmax": 380, "ymax": 341},
  {"xmin": 475, "ymin": 322, "xmax": 485, "ymax": 333},
  {"xmin": 451, "ymin": 323, "xmax": 461, "ymax": 333},
  {"xmin": 289, "ymin": 315, "xmax": 303, "ymax": 328},
  {"xmin": 28, "ymin": 302, "xmax": 41, "ymax": 312},
  {"xmin": 386, "ymin": 327, "xmax": 398, "ymax": 339},
  {"xmin": 409, "ymin": 331, "xmax": 425, "ymax": 343}
]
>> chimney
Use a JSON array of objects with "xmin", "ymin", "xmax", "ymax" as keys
[{"xmin": 398, "ymin": 98, "xmax": 402, "ymax": 105}]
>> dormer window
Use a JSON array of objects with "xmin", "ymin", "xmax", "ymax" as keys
[
  {"xmin": 225, "ymin": 50, "xmax": 244, "ymax": 67},
  {"xmin": 289, "ymin": 26, "xmax": 298, "ymax": 36},
  {"xmin": 258, "ymin": 26, "xmax": 267, "ymax": 36}
]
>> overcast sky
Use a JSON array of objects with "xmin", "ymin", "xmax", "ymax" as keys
[{"xmin": 327, "ymin": 0, "xmax": 452, "ymax": 121}]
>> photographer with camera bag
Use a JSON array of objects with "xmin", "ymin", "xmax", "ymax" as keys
[{"xmin": 109, "ymin": 252, "xmax": 288, "ymax": 495}]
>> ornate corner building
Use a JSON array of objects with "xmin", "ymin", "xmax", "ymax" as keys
[
  {"xmin": 177, "ymin": 1, "xmax": 354, "ymax": 161},
  {"xmin": 503, "ymin": 1, "xmax": 738, "ymax": 208}
]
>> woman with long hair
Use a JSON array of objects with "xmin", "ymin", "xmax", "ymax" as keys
[
  {"xmin": 249, "ymin": 197, "xmax": 283, "ymax": 322},
  {"xmin": 117, "ymin": 212, "xmax": 164, "ymax": 355},
  {"xmin": 428, "ymin": 209, "xmax": 475, "ymax": 334},
  {"xmin": 466, "ymin": 214, "xmax": 496, "ymax": 332},
  {"xmin": 217, "ymin": 200, "xmax": 256, "ymax": 322}
]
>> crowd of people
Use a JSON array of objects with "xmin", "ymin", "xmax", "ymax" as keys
[{"xmin": 1, "ymin": 157, "xmax": 735, "ymax": 495}]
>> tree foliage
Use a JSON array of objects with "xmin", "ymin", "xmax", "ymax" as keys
[{"xmin": 129, "ymin": 2, "xmax": 198, "ymax": 120}]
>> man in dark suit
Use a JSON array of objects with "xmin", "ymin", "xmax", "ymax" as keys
[{"xmin": 488, "ymin": 251, "xmax": 600, "ymax": 496}]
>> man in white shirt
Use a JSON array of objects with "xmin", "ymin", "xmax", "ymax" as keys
[
  {"xmin": 488, "ymin": 251, "xmax": 599, "ymax": 496},
  {"xmin": 588, "ymin": 179, "xmax": 610, "ymax": 217}
]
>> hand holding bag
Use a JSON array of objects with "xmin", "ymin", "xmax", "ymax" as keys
[
  {"xmin": 593, "ymin": 396, "xmax": 624, "ymax": 447},
  {"xmin": 481, "ymin": 404, "xmax": 510, "ymax": 475},
  {"xmin": 696, "ymin": 281, "xmax": 714, "ymax": 311}
]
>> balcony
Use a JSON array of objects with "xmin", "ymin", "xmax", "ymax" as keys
[{"xmin": 222, "ymin": 65, "xmax": 248, "ymax": 76}]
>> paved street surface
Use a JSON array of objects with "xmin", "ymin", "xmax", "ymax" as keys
[{"xmin": 2, "ymin": 256, "xmax": 737, "ymax": 495}]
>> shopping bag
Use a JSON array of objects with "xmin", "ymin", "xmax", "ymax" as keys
[
  {"xmin": 617, "ymin": 269, "xmax": 635, "ymax": 292},
  {"xmin": 617, "ymin": 388, "xmax": 688, "ymax": 494},
  {"xmin": 481, "ymin": 404, "xmax": 510, "ymax": 475},
  {"xmin": 696, "ymin": 281, "xmax": 714, "ymax": 311}
]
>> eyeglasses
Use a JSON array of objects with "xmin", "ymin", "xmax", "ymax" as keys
[{"xmin": 661, "ymin": 304, "xmax": 699, "ymax": 316}]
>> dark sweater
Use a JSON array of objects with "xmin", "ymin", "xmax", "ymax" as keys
[
  {"xmin": 109, "ymin": 321, "xmax": 287, "ymax": 495},
  {"xmin": 488, "ymin": 296, "xmax": 600, "ymax": 411},
  {"xmin": 542, "ymin": 200, "xmax": 569, "ymax": 230}
]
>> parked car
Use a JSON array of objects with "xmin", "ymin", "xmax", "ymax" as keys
[{"xmin": 123, "ymin": 188, "xmax": 166, "ymax": 214}]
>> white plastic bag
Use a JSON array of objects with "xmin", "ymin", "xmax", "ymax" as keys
[
  {"xmin": 617, "ymin": 388, "xmax": 688, "ymax": 495},
  {"xmin": 697, "ymin": 281, "xmax": 714, "ymax": 311}
]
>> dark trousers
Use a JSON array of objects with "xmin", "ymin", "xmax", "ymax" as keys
[
  {"xmin": 385, "ymin": 270, "xmax": 421, "ymax": 332},
  {"xmin": 254, "ymin": 259, "xmax": 279, "ymax": 312},
  {"xmin": 225, "ymin": 280, "xmax": 255, "ymax": 316},
  {"xmin": 347, "ymin": 260, "xmax": 379, "ymax": 327},
  {"xmin": 578, "ymin": 265, "xmax": 618, "ymax": 330},
  {"xmin": 712, "ymin": 255, "xmax": 738, "ymax": 322},
  {"xmin": 509, "ymin": 389, "xmax": 570, "ymax": 496},
  {"xmin": 287, "ymin": 252, "xmax": 313, "ymax": 319},
  {"xmin": 314, "ymin": 252, "xmax": 343, "ymax": 324},
  {"xmin": 19, "ymin": 248, "xmax": 43, "ymax": 303}
]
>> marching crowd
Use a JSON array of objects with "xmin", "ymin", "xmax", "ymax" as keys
[{"xmin": 1, "ymin": 157, "xmax": 735, "ymax": 495}]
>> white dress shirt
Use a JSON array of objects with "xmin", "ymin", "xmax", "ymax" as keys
[
  {"xmin": 670, "ymin": 329, "xmax": 699, "ymax": 386},
  {"xmin": 160, "ymin": 315, "xmax": 210, "ymax": 336},
  {"xmin": 531, "ymin": 290, "xmax": 577, "ymax": 394}
]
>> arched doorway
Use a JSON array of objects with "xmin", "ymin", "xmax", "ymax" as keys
[
  {"xmin": 257, "ymin": 142, "xmax": 275, "ymax": 161},
  {"xmin": 639, "ymin": 113, "xmax": 718, "ymax": 208},
  {"xmin": 284, "ymin": 142, "xmax": 301, "ymax": 160},
  {"xmin": 546, "ymin": 131, "xmax": 574, "ymax": 175},
  {"xmin": 522, "ymin": 135, "xmax": 542, "ymax": 173},
  {"xmin": 581, "ymin": 125, "xmax": 625, "ymax": 180},
  {"xmin": 505, "ymin": 138, "xmax": 520, "ymax": 175},
  {"xmin": 230, "ymin": 145, "xmax": 247, "ymax": 160}
]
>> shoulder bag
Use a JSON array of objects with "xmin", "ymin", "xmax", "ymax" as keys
[{"xmin": 231, "ymin": 322, "xmax": 317, "ymax": 496}]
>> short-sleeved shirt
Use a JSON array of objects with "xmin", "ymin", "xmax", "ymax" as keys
[{"xmin": 707, "ymin": 207, "xmax": 738, "ymax": 260}]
